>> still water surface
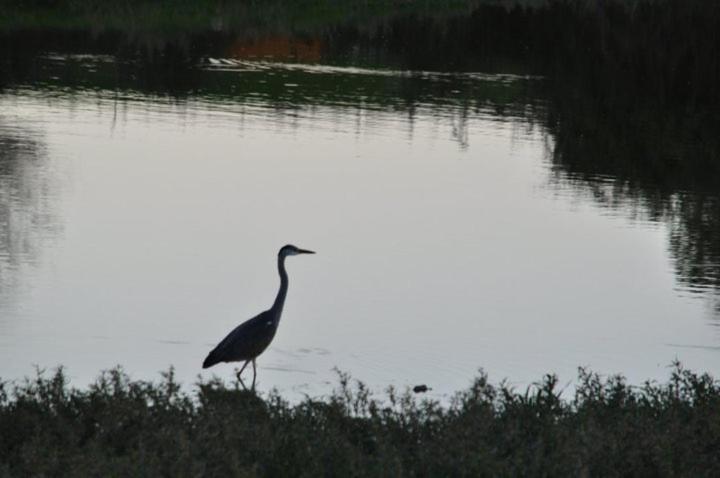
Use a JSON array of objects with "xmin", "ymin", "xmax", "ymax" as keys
[{"xmin": 1, "ymin": 53, "xmax": 718, "ymax": 399}]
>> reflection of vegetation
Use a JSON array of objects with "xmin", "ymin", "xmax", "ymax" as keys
[
  {"xmin": 668, "ymin": 196, "xmax": 720, "ymax": 294},
  {"xmin": 546, "ymin": 85, "xmax": 720, "ymax": 294},
  {"xmin": 2, "ymin": 0, "xmax": 719, "ymax": 298},
  {"xmin": 0, "ymin": 51, "xmax": 542, "ymax": 137},
  {"xmin": 2, "ymin": 364, "xmax": 720, "ymax": 475},
  {"xmin": 0, "ymin": 122, "xmax": 58, "ymax": 297},
  {"xmin": 540, "ymin": 0, "xmax": 720, "ymax": 295}
]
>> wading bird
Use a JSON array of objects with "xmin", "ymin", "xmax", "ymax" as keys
[{"xmin": 202, "ymin": 244, "xmax": 315, "ymax": 390}]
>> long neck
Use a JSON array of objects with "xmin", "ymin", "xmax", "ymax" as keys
[{"xmin": 271, "ymin": 254, "xmax": 289, "ymax": 317}]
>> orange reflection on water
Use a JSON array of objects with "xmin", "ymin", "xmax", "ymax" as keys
[{"xmin": 227, "ymin": 37, "xmax": 323, "ymax": 62}]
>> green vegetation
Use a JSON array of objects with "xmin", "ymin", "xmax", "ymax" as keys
[
  {"xmin": 0, "ymin": 0, "xmax": 494, "ymax": 33},
  {"xmin": 1, "ymin": 364, "xmax": 720, "ymax": 476}
]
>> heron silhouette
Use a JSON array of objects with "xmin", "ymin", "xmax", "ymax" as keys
[{"xmin": 202, "ymin": 244, "xmax": 315, "ymax": 390}]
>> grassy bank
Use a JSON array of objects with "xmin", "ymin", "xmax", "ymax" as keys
[
  {"xmin": 1, "ymin": 364, "xmax": 720, "ymax": 476},
  {"xmin": 0, "ymin": 0, "xmax": 491, "ymax": 33}
]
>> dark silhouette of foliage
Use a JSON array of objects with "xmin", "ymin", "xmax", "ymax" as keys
[{"xmin": 1, "ymin": 364, "xmax": 720, "ymax": 476}]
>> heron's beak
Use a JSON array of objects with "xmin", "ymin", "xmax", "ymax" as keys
[{"xmin": 297, "ymin": 248, "xmax": 315, "ymax": 254}]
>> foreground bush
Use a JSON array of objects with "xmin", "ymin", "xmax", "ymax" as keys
[{"xmin": 1, "ymin": 363, "xmax": 719, "ymax": 476}]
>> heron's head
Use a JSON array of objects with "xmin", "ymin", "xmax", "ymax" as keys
[{"xmin": 279, "ymin": 244, "xmax": 315, "ymax": 257}]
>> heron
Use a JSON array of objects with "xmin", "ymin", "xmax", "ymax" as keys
[{"xmin": 202, "ymin": 244, "xmax": 315, "ymax": 390}]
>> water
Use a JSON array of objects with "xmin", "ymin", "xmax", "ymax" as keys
[{"xmin": 1, "ymin": 38, "xmax": 719, "ymax": 400}]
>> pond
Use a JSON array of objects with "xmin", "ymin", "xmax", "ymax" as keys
[{"xmin": 1, "ymin": 23, "xmax": 719, "ymax": 399}]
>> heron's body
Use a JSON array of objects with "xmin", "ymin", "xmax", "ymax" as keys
[
  {"xmin": 202, "ymin": 244, "xmax": 313, "ymax": 390},
  {"xmin": 202, "ymin": 309, "xmax": 279, "ymax": 367}
]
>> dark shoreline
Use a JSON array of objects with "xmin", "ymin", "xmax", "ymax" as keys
[{"xmin": 1, "ymin": 363, "xmax": 719, "ymax": 475}]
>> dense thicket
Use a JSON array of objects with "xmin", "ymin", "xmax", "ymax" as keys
[{"xmin": 1, "ymin": 364, "xmax": 720, "ymax": 476}]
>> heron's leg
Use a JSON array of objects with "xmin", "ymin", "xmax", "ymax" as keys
[
  {"xmin": 251, "ymin": 359, "xmax": 257, "ymax": 391},
  {"xmin": 236, "ymin": 360, "xmax": 250, "ymax": 390}
]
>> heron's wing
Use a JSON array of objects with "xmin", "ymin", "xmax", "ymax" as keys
[{"xmin": 204, "ymin": 310, "xmax": 275, "ymax": 366}]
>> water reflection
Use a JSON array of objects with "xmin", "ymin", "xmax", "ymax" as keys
[
  {"xmin": 2, "ymin": 50, "xmax": 541, "ymax": 148},
  {"xmin": 0, "ymin": 118, "xmax": 59, "ymax": 305},
  {"xmin": 227, "ymin": 36, "xmax": 323, "ymax": 62},
  {"xmin": 0, "ymin": 11, "xmax": 719, "ymax": 392},
  {"xmin": 544, "ymin": 74, "xmax": 720, "ymax": 303},
  {"xmin": 1, "ymin": 33, "xmax": 719, "ymax": 312}
]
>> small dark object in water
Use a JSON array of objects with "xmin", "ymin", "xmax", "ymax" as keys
[{"xmin": 413, "ymin": 384, "xmax": 431, "ymax": 393}]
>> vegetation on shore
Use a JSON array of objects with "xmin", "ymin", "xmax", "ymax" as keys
[
  {"xmin": 1, "ymin": 0, "xmax": 498, "ymax": 33},
  {"xmin": 1, "ymin": 363, "xmax": 720, "ymax": 476}
]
